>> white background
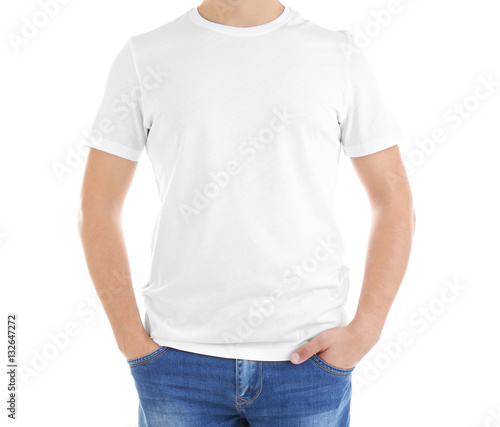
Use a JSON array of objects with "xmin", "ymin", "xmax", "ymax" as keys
[{"xmin": 1, "ymin": 0, "xmax": 499, "ymax": 426}]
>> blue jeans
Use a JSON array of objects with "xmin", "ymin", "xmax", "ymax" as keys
[{"xmin": 127, "ymin": 346, "xmax": 353, "ymax": 426}]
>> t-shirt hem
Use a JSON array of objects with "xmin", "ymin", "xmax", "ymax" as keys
[
  {"xmin": 343, "ymin": 132, "xmax": 403, "ymax": 157},
  {"xmin": 83, "ymin": 138, "xmax": 143, "ymax": 162},
  {"xmin": 150, "ymin": 337, "xmax": 298, "ymax": 361}
]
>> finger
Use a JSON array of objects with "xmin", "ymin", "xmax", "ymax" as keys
[{"xmin": 290, "ymin": 335, "xmax": 326, "ymax": 364}]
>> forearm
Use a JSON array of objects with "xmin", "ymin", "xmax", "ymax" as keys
[
  {"xmin": 78, "ymin": 208, "xmax": 148, "ymax": 351},
  {"xmin": 351, "ymin": 199, "xmax": 416, "ymax": 337}
]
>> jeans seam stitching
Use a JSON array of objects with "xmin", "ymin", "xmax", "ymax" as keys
[
  {"xmin": 244, "ymin": 361, "xmax": 263, "ymax": 405},
  {"xmin": 128, "ymin": 347, "xmax": 170, "ymax": 368},
  {"xmin": 310, "ymin": 355, "xmax": 353, "ymax": 376}
]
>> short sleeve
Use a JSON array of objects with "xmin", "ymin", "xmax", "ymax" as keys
[
  {"xmin": 83, "ymin": 39, "xmax": 147, "ymax": 162},
  {"xmin": 338, "ymin": 31, "xmax": 404, "ymax": 157}
]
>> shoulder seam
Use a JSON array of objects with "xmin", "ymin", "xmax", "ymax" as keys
[
  {"xmin": 341, "ymin": 30, "xmax": 352, "ymax": 128},
  {"xmin": 127, "ymin": 37, "xmax": 147, "ymax": 132}
]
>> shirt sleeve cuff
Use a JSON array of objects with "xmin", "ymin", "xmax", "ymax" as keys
[
  {"xmin": 83, "ymin": 138, "xmax": 144, "ymax": 162},
  {"xmin": 342, "ymin": 132, "xmax": 404, "ymax": 157}
]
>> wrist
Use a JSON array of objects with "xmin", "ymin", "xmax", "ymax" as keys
[
  {"xmin": 116, "ymin": 327, "xmax": 150, "ymax": 354},
  {"xmin": 348, "ymin": 314, "xmax": 383, "ymax": 344}
]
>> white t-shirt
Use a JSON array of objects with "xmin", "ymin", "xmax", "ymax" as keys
[{"xmin": 84, "ymin": 6, "xmax": 405, "ymax": 361}]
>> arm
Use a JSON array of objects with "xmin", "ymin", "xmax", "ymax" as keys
[
  {"xmin": 77, "ymin": 148, "xmax": 160, "ymax": 360},
  {"xmin": 348, "ymin": 144, "xmax": 416, "ymax": 336},
  {"xmin": 291, "ymin": 145, "xmax": 416, "ymax": 367}
]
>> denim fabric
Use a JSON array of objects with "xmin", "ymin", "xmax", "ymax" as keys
[{"xmin": 127, "ymin": 346, "xmax": 353, "ymax": 426}]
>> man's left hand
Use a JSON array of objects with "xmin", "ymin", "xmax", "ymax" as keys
[{"xmin": 290, "ymin": 321, "xmax": 381, "ymax": 369}]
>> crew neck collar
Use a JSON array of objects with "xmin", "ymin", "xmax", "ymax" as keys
[{"xmin": 189, "ymin": 6, "xmax": 293, "ymax": 35}]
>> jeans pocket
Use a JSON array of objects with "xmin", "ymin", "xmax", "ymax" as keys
[
  {"xmin": 310, "ymin": 353, "xmax": 355, "ymax": 376},
  {"xmin": 127, "ymin": 346, "xmax": 171, "ymax": 368}
]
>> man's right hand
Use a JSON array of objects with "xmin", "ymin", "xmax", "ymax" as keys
[{"xmin": 120, "ymin": 332, "xmax": 162, "ymax": 361}]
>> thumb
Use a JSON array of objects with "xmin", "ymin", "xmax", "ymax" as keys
[{"xmin": 290, "ymin": 335, "xmax": 326, "ymax": 364}]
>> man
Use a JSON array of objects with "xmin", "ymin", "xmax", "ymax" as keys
[{"xmin": 78, "ymin": 0, "xmax": 416, "ymax": 425}]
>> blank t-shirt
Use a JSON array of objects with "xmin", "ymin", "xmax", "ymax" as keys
[{"xmin": 84, "ymin": 6, "xmax": 405, "ymax": 361}]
